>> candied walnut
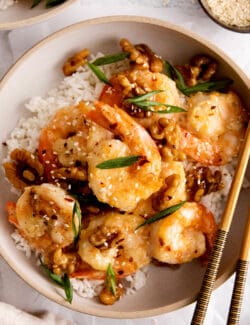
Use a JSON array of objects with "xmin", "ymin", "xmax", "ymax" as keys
[
  {"xmin": 175, "ymin": 54, "xmax": 217, "ymax": 86},
  {"xmin": 116, "ymin": 74, "xmax": 133, "ymax": 96},
  {"xmin": 63, "ymin": 48, "xmax": 90, "ymax": 76},
  {"xmin": 51, "ymin": 248, "xmax": 79, "ymax": 275},
  {"xmin": 120, "ymin": 38, "xmax": 163, "ymax": 72},
  {"xmin": 3, "ymin": 149, "xmax": 44, "ymax": 190},
  {"xmin": 186, "ymin": 166, "xmax": 224, "ymax": 201},
  {"xmin": 99, "ymin": 283, "xmax": 124, "ymax": 305},
  {"xmin": 149, "ymin": 118, "xmax": 185, "ymax": 161}
]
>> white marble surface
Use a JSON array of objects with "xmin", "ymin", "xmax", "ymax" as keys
[{"xmin": 0, "ymin": 1, "xmax": 250, "ymax": 324}]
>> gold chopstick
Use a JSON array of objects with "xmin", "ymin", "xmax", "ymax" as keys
[
  {"xmin": 226, "ymin": 208, "xmax": 250, "ymax": 325},
  {"xmin": 191, "ymin": 122, "xmax": 250, "ymax": 325}
]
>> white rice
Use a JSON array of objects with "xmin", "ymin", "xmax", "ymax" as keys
[
  {"xmin": 0, "ymin": 0, "xmax": 15, "ymax": 10},
  {"xmin": 11, "ymin": 229, "xmax": 32, "ymax": 258}
]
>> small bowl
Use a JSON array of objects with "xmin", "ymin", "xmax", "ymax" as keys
[
  {"xmin": 0, "ymin": 0, "xmax": 76, "ymax": 30},
  {"xmin": 199, "ymin": 0, "xmax": 250, "ymax": 33},
  {"xmin": 0, "ymin": 16, "xmax": 249, "ymax": 318}
]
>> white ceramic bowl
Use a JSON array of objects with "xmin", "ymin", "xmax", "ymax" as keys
[
  {"xmin": 0, "ymin": 0, "xmax": 76, "ymax": 30},
  {"xmin": 0, "ymin": 16, "xmax": 249, "ymax": 318}
]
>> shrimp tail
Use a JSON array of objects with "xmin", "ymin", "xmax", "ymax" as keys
[
  {"xmin": 87, "ymin": 101, "xmax": 112, "ymax": 130},
  {"xmin": 6, "ymin": 201, "xmax": 19, "ymax": 228}
]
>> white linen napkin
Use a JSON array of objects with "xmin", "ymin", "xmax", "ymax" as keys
[{"xmin": 0, "ymin": 302, "xmax": 75, "ymax": 325}]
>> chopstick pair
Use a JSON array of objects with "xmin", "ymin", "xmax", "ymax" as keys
[{"xmin": 191, "ymin": 122, "xmax": 250, "ymax": 325}]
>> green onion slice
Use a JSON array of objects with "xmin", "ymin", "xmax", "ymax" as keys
[
  {"xmin": 96, "ymin": 155, "xmax": 143, "ymax": 169},
  {"xmin": 124, "ymin": 90, "xmax": 185, "ymax": 113},
  {"xmin": 164, "ymin": 60, "xmax": 186, "ymax": 91},
  {"xmin": 92, "ymin": 52, "xmax": 129, "ymax": 66},
  {"xmin": 135, "ymin": 201, "xmax": 186, "ymax": 230},
  {"xmin": 124, "ymin": 90, "xmax": 164, "ymax": 104},
  {"xmin": 39, "ymin": 257, "xmax": 73, "ymax": 303},
  {"xmin": 87, "ymin": 62, "xmax": 111, "ymax": 85},
  {"xmin": 164, "ymin": 60, "xmax": 232, "ymax": 96},
  {"xmin": 72, "ymin": 201, "xmax": 82, "ymax": 246},
  {"xmin": 62, "ymin": 273, "xmax": 73, "ymax": 304},
  {"xmin": 183, "ymin": 79, "xmax": 233, "ymax": 95},
  {"xmin": 135, "ymin": 101, "xmax": 186, "ymax": 113},
  {"xmin": 106, "ymin": 263, "xmax": 117, "ymax": 297}
]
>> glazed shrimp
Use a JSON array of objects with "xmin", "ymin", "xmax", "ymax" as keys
[
  {"xmin": 87, "ymin": 102, "xmax": 162, "ymax": 211},
  {"xmin": 78, "ymin": 211, "xmax": 150, "ymax": 275},
  {"xmin": 150, "ymin": 202, "xmax": 217, "ymax": 264},
  {"xmin": 10, "ymin": 183, "xmax": 79, "ymax": 253},
  {"xmin": 100, "ymin": 69, "xmax": 184, "ymax": 129},
  {"xmin": 38, "ymin": 102, "xmax": 91, "ymax": 179},
  {"xmin": 178, "ymin": 91, "xmax": 247, "ymax": 165}
]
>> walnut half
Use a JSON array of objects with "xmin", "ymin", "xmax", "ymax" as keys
[
  {"xmin": 3, "ymin": 149, "xmax": 44, "ymax": 190},
  {"xmin": 120, "ymin": 38, "xmax": 163, "ymax": 72},
  {"xmin": 175, "ymin": 54, "xmax": 218, "ymax": 87},
  {"xmin": 63, "ymin": 48, "xmax": 90, "ymax": 76}
]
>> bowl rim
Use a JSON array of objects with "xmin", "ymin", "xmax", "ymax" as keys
[
  {"xmin": 0, "ymin": 0, "xmax": 76, "ymax": 31},
  {"xmin": 0, "ymin": 15, "xmax": 249, "ymax": 318},
  {"xmin": 199, "ymin": 0, "xmax": 250, "ymax": 34}
]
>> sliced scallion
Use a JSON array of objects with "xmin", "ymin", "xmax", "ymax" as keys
[
  {"xmin": 96, "ymin": 155, "xmax": 142, "ymax": 169},
  {"xmin": 135, "ymin": 201, "xmax": 186, "ymax": 230},
  {"xmin": 72, "ymin": 201, "xmax": 82, "ymax": 246},
  {"xmin": 164, "ymin": 60, "xmax": 232, "ymax": 96},
  {"xmin": 106, "ymin": 263, "xmax": 117, "ymax": 297},
  {"xmin": 39, "ymin": 257, "xmax": 73, "ymax": 303},
  {"xmin": 124, "ymin": 90, "xmax": 164, "ymax": 104},
  {"xmin": 134, "ymin": 101, "xmax": 186, "ymax": 113},
  {"xmin": 183, "ymin": 79, "xmax": 233, "ymax": 95},
  {"xmin": 92, "ymin": 52, "xmax": 130, "ymax": 66},
  {"xmin": 87, "ymin": 62, "xmax": 111, "ymax": 85},
  {"xmin": 124, "ymin": 90, "xmax": 185, "ymax": 113}
]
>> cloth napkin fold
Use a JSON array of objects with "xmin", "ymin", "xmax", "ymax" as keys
[{"xmin": 0, "ymin": 302, "xmax": 75, "ymax": 325}]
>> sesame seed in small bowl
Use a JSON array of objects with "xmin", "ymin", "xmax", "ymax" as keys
[{"xmin": 199, "ymin": 0, "xmax": 250, "ymax": 33}]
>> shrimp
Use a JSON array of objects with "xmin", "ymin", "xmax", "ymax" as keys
[
  {"xmin": 87, "ymin": 102, "xmax": 163, "ymax": 211},
  {"xmin": 78, "ymin": 211, "xmax": 150, "ymax": 275},
  {"xmin": 100, "ymin": 69, "xmax": 184, "ymax": 129},
  {"xmin": 150, "ymin": 202, "xmax": 217, "ymax": 264},
  {"xmin": 178, "ymin": 91, "xmax": 248, "ymax": 165},
  {"xmin": 38, "ymin": 102, "xmax": 91, "ymax": 180},
  {"xmin": 11, "ymin": 183, "xmax": 79, "ymax": 253},
  {"xmin": 153, "ymin": 161, "xmax": 187, "ymax": 211}
]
